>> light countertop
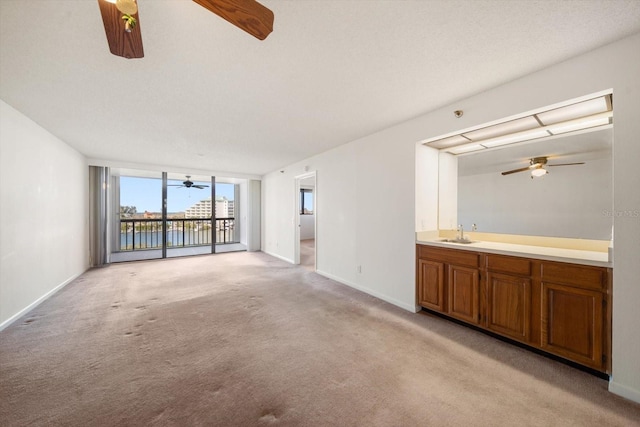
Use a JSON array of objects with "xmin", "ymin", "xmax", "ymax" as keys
[{"xmin": 416, "ymin": 238, "xmax": 612, "ymax": 268}]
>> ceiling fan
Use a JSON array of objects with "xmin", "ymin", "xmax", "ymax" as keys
[
  {"xmin": 97, "ymin": 0, "xmax": 274, "ymax": 59},
  {"xmin": 501, "ymin": 156, "xmax": 585, "ymax": 178},
  {"xmin": 168, "ymin": 176, "xmax": 210, "ymax": 189}
]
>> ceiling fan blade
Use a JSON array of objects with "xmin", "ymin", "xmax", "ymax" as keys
[
  {"xmin": 548, "ymin": 162, "xmax": 586, "ymax": 167},
  {"xmin": 97, "ymin": 0, "xmax": 144, "ymax": 59},
  {"xmin": 192, "ymin": 185, "xmax": 210, "ymax": 189},
  {"xmin": 193, "ymin": 0, "xmax": 274, "ymax": 40},
  {"xmin": 501, "ymin": 166, "xmax": 533, "ymax": 176}
]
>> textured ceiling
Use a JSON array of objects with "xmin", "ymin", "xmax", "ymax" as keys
[{"xmin": 1, "ymin": 0, "xmax": 639, "ymax": 176}]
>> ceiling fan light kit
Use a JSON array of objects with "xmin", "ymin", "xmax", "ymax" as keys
[
  {"xmin": 107, "ymin": 0, "xmax": 138, "ymax": 15},
  {"xmin": 530, "ymin": 167, "xmax": 548, "ymax": 178},
  {"xmin": 98, "ymin": 0, "xmax": 274, "ymax": 59}
]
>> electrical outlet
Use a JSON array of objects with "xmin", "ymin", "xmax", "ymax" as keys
[{"xmin": 357, "ymin": 265, "xmax": 362, "ymax": 274}]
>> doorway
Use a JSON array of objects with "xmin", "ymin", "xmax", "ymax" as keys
[{"xmin": 295, "ymin": 172, "xmax": 316, "ymax": 271}]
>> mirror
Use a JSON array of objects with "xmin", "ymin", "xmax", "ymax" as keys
[{"xmin": 452, "ymin": 127, "xmax": 613, "ymax": 240}]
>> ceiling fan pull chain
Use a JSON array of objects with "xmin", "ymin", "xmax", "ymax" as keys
[{"xmin": 122, "ymin": 14, "xmax": 137, "ymax": 32}]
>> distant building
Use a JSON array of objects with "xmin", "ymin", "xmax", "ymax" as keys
[
  {"xmin": 185, "ymin": 198, "xmax": 212, "ymax": 218},
  {"xmin": 185, "ymin": 197, "xmax": 234, "ymax": 218},
  {"xmin": 142, "ymin": 211, "xmax": 160, "ymax": 219}
]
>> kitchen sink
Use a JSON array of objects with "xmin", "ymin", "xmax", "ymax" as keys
[{"xmin": 439, "ymin": 238, "xmax": 476, "ymax": 244}]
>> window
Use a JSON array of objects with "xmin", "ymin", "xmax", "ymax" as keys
[{"xmin": 300, "ymin": 189, "xmax": 314, "ymax": 215}]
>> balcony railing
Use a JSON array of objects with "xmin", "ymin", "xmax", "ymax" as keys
[{"xmin": 119, "ymin": 218, "xmax": 236, "ymax": 251}]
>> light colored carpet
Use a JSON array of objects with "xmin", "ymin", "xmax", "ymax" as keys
[
  {"xmin": 300, "ymin": 239, "xmax": 315, "ymax": 271},
  {"xmin": 1, "ymin": 251, "xmax": 639, "ymax": 426}
]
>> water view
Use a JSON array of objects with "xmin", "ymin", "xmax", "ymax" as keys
[{"xmin": 119, "ymin": 219, "xmax": 236, "ymax": 251}]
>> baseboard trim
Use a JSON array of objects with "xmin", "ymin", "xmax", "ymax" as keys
[
  {"xmin": 609, "ymin": 380, "xmax": 640, "ymax": 404},
  {"xmin": 315, "ymin": 269, "xmax": 417, "ymax": 313},
  {"xmin": 262, "ymin": 250, "xmax": 294, "ymax": 264},
  {"xmin": 0, "ymin": 271, "xmax": 84, "ymax": 332}
]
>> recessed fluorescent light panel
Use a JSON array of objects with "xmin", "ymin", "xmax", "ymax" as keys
[
  {"xmin": 462, "ymin": 116, "xmax": 541, "ymax": 141},
  {"xmin": 426, "ymin": 134, "xmax": 470, "ymax": 149},
  {"xmin": 545, "ymin": 111, "xmax": 612, "ymax": 134},
  {"xmin": 480, "ymin": 129, "xmax": 550, "ymax": 148},
  {"xmin": 536, "ymin": 96, "xmax": 611, "ymax": 125},
  {"xmin": 423, "ymin": 94, "xmax": 612, "ymax": 155},
  {"xmin": 448, "ymin": 144, "xmax": 485, "ymax": 155}
]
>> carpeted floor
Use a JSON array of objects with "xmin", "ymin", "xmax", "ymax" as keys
[
  {"xmin": 1, "ymin": 251, "xmax": 639, "ymax": 426},
  {"xmin": 300, "ymin": 239, "xmax": 315, "ymax": 271}
]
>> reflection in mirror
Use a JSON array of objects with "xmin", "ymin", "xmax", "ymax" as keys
[{"xmin": 456, "ymin": 127, "xmax": 612, "ymax": 240}]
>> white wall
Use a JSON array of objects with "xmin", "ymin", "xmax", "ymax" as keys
[
  {"xmin": 437, "ymin": 152, "xmax": 458, "ymax": 230},
  {"xmin": 458, "ymin": 156, "xmax": 612, "ymax": 239},
  {"xmin": 263, "ymin": 129, "xmax": 417, "ymax": 311},
  {"xmin": 415, "ymin": 145, "xmax": 438, "ymax": 232},
  {"xmin": 0, "ymin": 100, "xmax": 89, "ymax": 329},
  {"xmin": 300, "ymin": 214, "xmax": 315, "ymax": 240},
  {"xmin": 262, "ymin": 33, "xmax": 640, "ymax": 403}
]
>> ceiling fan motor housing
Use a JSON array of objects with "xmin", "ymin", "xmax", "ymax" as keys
[{"xmin": 531, "ymin": 157, "xmax": 548, "ymax": 166}]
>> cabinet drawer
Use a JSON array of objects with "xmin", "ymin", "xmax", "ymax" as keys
[
  {"xmin": 540, "ymin": 261, "xmax": 606, "ymax": 290},
  {"xmin": 486, "ymin": 254, "xmax": 531, "ymax": 276},
  {"xmin": 417, "ymin": 245, "xmax": 479, "ymax": 268}
]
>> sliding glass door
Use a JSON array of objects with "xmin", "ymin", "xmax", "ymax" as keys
[
  {"xmin": 108, "ymin": 168, "xmax": 246, "ymax": 262},
  {"xmin": 215, "ymin": 181, "xmax": 238, "ymax": 245},
  {"xmin": 166, "ymin": 173, "xmax": 215, "ymax": 257},
  {"xmin": 112, "ymin": 169, "xmax": 163, "ymax": 262}
]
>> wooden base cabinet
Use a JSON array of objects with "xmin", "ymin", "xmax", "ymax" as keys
[
  {"xmin": 416, "ymin": 244, "xmax": 611, "ymax": 373},
  {"xmin": 539, "ymin": 260, "xmax": 609, "ymax": 371},
  {"xmin": 448, "ymin": 265, "xmax": 480, "ymax": 325},
  {"xmin": 416, "ymin": 245, "xmax": 481, "ymax": 324},
  {"xmin": 541, "ymin": 282, "xmax": 603, "ymax": 370},
  {"xmin": 486, "ymin": 272, "xmax": 531, "ymax": 342},
  {"xmin": 417, "ymin": 259, "xmax": 445, "ymax": 312}
]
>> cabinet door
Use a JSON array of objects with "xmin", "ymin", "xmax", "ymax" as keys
[
  {"xmin": 448, "ymin": 265, "xmax": 480, "ymax": 325},
  {"xmin": 486, "ymin": 272, "xmax": 531, "ymax": 341},
  {"xmin": 418, "ymin": 259, "xmax": 445, "ymax": 312},
  {"xmin": 541, "ymin": 282, "xmax": 603, "ymax": 370}
]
